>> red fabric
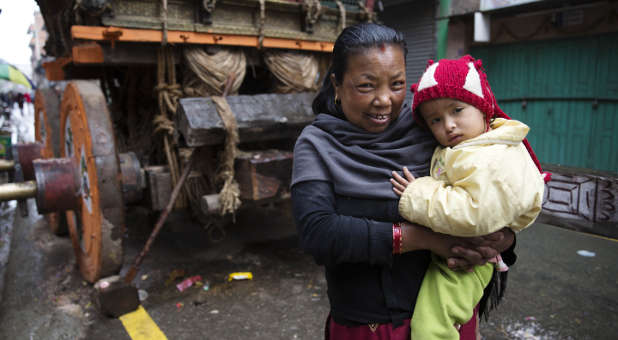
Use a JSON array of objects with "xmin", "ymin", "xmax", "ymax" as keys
[
  {"xmin": 325, "ymin": 308, "xmax": 478, "ymax": 340},
  {"xmin": 458, "ymin": 305, "xmax": 479, "ymax": 340}
]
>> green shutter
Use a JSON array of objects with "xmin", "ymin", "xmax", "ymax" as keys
[{"xmin": 471, "ymin": 32, "xmax": 618, "ymax": 173}]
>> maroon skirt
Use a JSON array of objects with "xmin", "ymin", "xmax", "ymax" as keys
[{"xmin": 325, "ymin": 306, "xmax": 478, "ymax": 340}]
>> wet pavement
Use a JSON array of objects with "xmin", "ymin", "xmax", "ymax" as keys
[
  {"xmin": 0, "ymin": 199, "xmax": 616, "ymax": 340},
  {"xmin": 0, "ymin": 200, "xmax": 90, "ymax": 339}
]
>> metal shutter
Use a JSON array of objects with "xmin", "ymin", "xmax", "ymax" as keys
[{"xmin": 380, "ymin": 0, "xmax": 436, "ymax": 90}]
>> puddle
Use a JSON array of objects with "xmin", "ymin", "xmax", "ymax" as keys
[{"xmin": 490, "ymin": 321, "xmax": 574, "ymax": 340}]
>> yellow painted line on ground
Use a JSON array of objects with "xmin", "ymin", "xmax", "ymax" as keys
[
  {"xmin": 585, "ymin": 233, "xmax": 618, "ymax": 242},
  {"xmin": 565, "ymin": 227, "xmax": 618, "ymax": 242},
  {"xmin": 542, "ymin": 223, "xmax": 618, "ymax": 242},
  {"xmin": 119, "ymin": 305, "xmax": 167, "ymax": 340}
]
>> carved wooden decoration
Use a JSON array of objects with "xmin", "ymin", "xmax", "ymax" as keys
[{"xmin": 540, "ymin": 167, "xmax": 617, "ymax": 238}]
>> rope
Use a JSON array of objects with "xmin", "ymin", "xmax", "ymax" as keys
[
  {"xmin": 183, "ymin": 47, "xmax": 246, "ymax": 96},
  {"xmin": 335, "ymin": 0, "xmax": 346, "ymax": 32},
  {"xmin": 161, "ymin": 0, "xmax": 168, "ymax": 45},
  {"xmin": 203, "ymin": 0, "xmax": 216, "ymax": 13},
  {"xmin": 258, "ymin": 0, "xmax": 266, "ymax": 49},
  {"xmin": 211, "ymin": 96, "xmax": 242, "ymax": 218},
  {"xmin": 154, "ymin": 83, "xmax": 182, "ymax": 112},
  {"xmin": 357, "ymin": 0, "xmax": 374, "ymax": 22},
  {"xmin": 303, "ymin": 0, "xmax": 322, "ymax": 31},
  {"xmin": 155, "ymin": 48, "xmax": 181, "ymax": 121},
  {"xmin": 263, "ymin": 50, "xmax": 320, "ymax": 93},
  {"xmin": 154, "ymin": 46, "xmax": 186, "ymax": 208},
  {"xmin": 152, "ymin": 114, "xmax": 174, "ymax": 135}
]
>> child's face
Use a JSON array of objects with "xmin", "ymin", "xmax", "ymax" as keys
[{"xmin": 419, "ymin": 98, "xmax": 486, "ymax": 147}]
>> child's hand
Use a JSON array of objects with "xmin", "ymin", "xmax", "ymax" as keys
[{"xmin": 391, "ymin": 166, "xmax": 415, "ymax": 196}]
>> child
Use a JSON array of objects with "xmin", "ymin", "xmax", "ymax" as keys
[{"xmin": 390, "ymin": 55, "xmax": 547, "ymax": 339}]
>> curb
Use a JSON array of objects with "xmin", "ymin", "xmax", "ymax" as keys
[{"xmin": 0, "ymin": 201, "xmax": 16, "ymax": 306}]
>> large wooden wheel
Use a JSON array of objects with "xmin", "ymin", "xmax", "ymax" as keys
[
  {"xmin": 60, "ymin": 81, "xmax": 125, "ymax": 283},
  {"xmin": 34, "ymin": 87, "xmax": 67, "ymax": 235}
]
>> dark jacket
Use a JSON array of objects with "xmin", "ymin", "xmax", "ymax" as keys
[
  {"xmin": 292, "ymin": 180, "xmax": 517, "ymax": 327},
  {"xmin": 292, "ymin": 180, "xmax": 431, "ymax": 327}
]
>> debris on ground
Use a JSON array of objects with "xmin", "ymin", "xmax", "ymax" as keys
[
  {"xmin": 176, "ymin": 275, "xmax": 202, "ymax": 292},
  {"xmin": 93, "ymin": 275, "xmax": 121, "ymax": 292},
  {"xmin": 576, "ymin": 250, "xmax": 596, "ymax": 257},
  {"xmin": 227, "ymin": 272, "xmax": 253, "ymax": 281},
  {"xmin": 138, "ymin": 289, "xmax": 148, "ymax": 302},
  {"xmin": 165, "ymin": 269, "xmax": 186, "ymax": 286}
]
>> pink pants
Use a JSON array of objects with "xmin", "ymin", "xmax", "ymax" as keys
[{"xmin": 326, "ymin": 306, "xmax": 479, "ymax": 340}]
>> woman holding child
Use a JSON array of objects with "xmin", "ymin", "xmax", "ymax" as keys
[{"xmin": 290, "ymin": 22, "xmax": 526, "ymax": 339}]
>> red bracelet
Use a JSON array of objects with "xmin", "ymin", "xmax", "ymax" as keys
[{"xmin": 392, "ymin": 223, "xmax": 402, "ymax": 254}]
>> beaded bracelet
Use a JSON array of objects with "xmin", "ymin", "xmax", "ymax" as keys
[{"xmin": 392, "ymin": 223, "xmax": 402, "ymax": 254}]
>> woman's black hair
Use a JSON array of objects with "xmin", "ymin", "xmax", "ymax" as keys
[{"xmin": 312, "ymin": 22, "xmax": 408, "ymax": 117}]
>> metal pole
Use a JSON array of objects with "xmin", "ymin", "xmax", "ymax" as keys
[
  {"xmin": 0, "ymin": 181, "xmax": 37, "ymax": 201},
  {"xmin": 0, "ymin": 159, "xmax": 14, "ymax": 171}
]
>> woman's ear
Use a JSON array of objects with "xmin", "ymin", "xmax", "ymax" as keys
[
  {"xmin": 330, "ymin": 73, "xmax": 338, "ymax": 92},
  {"xmin": 330, "ymin": 73, "xmax": 340, "ymax": 102}
]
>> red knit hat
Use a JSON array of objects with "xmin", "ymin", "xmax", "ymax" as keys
[
  {"xmin": 411, "ymin": 55, "xmax": 550, "ymax": 182},
  {"xmin": 411, "ymin": 55, "xmax": 498, "ymax": 127}
]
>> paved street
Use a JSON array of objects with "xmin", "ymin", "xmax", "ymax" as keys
[{"xmin": 0, "ymin": 199, "xmax": 616, "ymax": 339}]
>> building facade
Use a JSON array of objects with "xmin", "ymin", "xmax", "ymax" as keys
[{"xmin": 438, "ymin": 0, "xmax": 618, "ymax": 237}]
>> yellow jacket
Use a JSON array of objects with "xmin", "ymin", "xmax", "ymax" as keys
[{"xmin": 398, "ymin": 118, "xmax": 544, "ymax": 237}]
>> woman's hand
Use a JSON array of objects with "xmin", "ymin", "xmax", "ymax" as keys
[
  {"xmin": 400, "ymin": 223, "xmax": 515, "ymax": 272},
  {"xmin": 447, "ymin": 228, "xmax": 515, "ymax": 271},
  {"xmin": 391, "ymin": 167, "xmax": 415, "ymax": 196}
]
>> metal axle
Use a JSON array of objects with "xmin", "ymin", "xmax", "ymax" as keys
[
  {"xmin": 0, "ymin": 159, "xmax": 15, "ymax": 172},
  {"xmin": 0, "ymin": 143, "xmax": 44, "ymax": 183},
  {"xmin": 0, "ymin": 158, "xmax": 80, "ymax": 215},
  {"xmin": 0, "ymin": 181, "xmax": 37, "ymax": 201}
]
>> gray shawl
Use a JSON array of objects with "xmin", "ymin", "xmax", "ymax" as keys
[{"xmin": 291, "ymin": 105, "xmax": 437, "ymax": 199}]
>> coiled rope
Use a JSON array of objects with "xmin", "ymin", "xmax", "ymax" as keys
[
  {"xmin": 263, "ymin": 50, "xmax": 320, "ymax": 93},
  {"xmin": 183, "ymin": 47, "xmax": 246, "ymax": 97}
]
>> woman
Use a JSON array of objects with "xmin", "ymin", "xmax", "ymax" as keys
[{"xmin": 291, "ymin": 23, "xmax": 516, "ymax": 339}]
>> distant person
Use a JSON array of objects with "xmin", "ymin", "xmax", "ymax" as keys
[
  {"xmin": 292, "ymin": 23, "xmax": 516, "ymax": 340},
  {"xmin": 391, "ymin": 55, "xmax": 548, "ymax": 339}
]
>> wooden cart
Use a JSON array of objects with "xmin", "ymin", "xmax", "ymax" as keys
[{"xmin": 6, "ymin": 0, "xmax": 375, "ymax": 282}]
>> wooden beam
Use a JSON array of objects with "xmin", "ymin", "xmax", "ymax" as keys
[
  {"xmin": 72, "ymin": 43, "xmax": 104, "ymax": 64},
  {"xmin": 144, "ymin": 166, "xmax": 172, "ymax": 211},
  {"xmin": 42, "ymin": 57, "xmax": 72, "ymax": 81},
  {"xmin": 234, "ymin": 150, "xmax": 293, "ymax": 201},
  {"xmin": 177, "ymin": 92, "xmax": 315, "ymax": 147},
  {"xmin": 71, "ymin": 25, "xmax": 334, "ymax": 53}
]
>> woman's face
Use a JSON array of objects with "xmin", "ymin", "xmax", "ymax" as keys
[{"xmin": 332, "ymin": 45, "xmax": 407, "ymax": 133}]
